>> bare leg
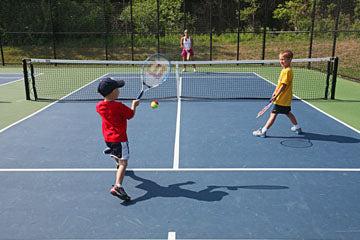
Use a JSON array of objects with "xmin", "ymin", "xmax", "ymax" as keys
[
  {"xmin": 286, "ymin": 112, "xmax": 298, "ymax": 126},
  {"xmin": 182, "ymin": 55, "xmax": 186, "ymax": 70},
  {"xmin": 189, "ymin": 55, "xmax": 196, "ymax": 69},
  {"xmin": 264, "ymin": 113, "xmax": 278, "ymax": 130},
  {"xmin": 116, "ymin": 160, "xmax": 127, "ymax": 185}
]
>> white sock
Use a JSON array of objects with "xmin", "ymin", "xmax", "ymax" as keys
[
  {"xmin": 116, "ymin": 184, "xmax": 122, "ymax": 188},
  {"xmin": 294, "ymin": 124, "xmax": 300, "ymax": 129},
  {"xmin": 261, "ymin": 127, "xmax": 268, "ymax": 133}
]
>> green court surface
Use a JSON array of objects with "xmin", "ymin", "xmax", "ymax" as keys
[{"xmin": 0, "ymin": 65, "xmax": 359, "ymax": 131}]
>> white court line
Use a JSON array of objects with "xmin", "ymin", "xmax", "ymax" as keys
[
  {"xmin": 0, "ymin": 73, "xmax": 108, "ymax": 133},
  {"xmin": 0, "ymin": 73, "xmax": 43, "ymax": 87},
  {"xmin": 0, "ymin": 77, "xmax": 23, "ymax": 86},
  {"xmin": 168, "ymin": 232, "xmax": 176, "ymax": 240},
  {"xmin": 1, "ymin": 168, "xmax": 360, "ymax": 172},
  {"xmin": 301, "ymin": 99, "xmax": 360, "ymax": 134},
  {"xmin": 173, "ymin": 76, "xmax": 182, "ymax": 170},
  {"xmin": 0, "ymin": 71, "xmax": 359, "ymax": 134}
]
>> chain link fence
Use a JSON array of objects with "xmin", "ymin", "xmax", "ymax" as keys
[{"xmin": 0, "ymin": 0, "xmax": 359, "ymax": 80}]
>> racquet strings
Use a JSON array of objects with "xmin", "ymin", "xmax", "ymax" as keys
[{"xmin": 143, "ymin": 55, "xmax": 170, "ymax": 88}]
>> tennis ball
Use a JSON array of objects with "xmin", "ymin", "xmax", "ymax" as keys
[{"xmin": 151, "ymin": 100, "xmax": 159, "ymax": 109}]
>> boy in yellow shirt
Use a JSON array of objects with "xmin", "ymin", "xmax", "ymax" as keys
[{"xmin": 253, "ymin": 50, "xmax": 301, "ymax": 138}]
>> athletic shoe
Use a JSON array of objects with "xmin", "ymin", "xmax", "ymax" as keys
[
  {"xmin": 253, "ymin": 128, "xmax": 266, "ymax": 138},
  {"xmin": 193, "ymin": 68, "xmax": 197, "ymax": 72},
  {"xmin": 182, "ymin": 68, "xmax": 186, "ymax": 72},
  {"xmin": 103, "ymin": 147, "xmax": 112, "ymax": 154},
  {"xmin": 110, "ymin": 185, "xmax": 131, "ymax": 201},
  {"xmin": 291, "ymin": 126, "xmax": 302, "ymax": 134}
]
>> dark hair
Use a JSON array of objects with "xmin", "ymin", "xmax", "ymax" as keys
[{"xmin": 280, "ymin": 50, "xmax": 293, "ymax": 59}]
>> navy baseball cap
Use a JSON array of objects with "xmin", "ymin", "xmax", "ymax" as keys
[{"xmin": 97, "ymin": 77, "xmax": 125, "ymax": 97}]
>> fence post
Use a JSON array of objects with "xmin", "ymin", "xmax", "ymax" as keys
[
  {"xmin": 183, "ymin": 0, "xmax": 186, "ymax": 30},
  {"xmin": 332, "ymin": 0, "xmax": 341, "ymax": 57},
  {"xmin": 49, "ymin": 0, "xmax": 57, "ymax": 59},
  {"xmin": 157, "ymin": 0, "xmax": 160, "ymax": 54},
  {"xmin": 209, "ymin": 1, "xmax": 213, "ymax": 61},
  {"xmin": 308, "ymin": 0, "xmax": 316, "ymax": 69},
  {"xmin": 130, "ymin": 0, "xmax": 134, "ymax": 61},
  {"xmin": 103, "ymin": 0, "xmax": 109, "ymax": 60},
  {"xmin": 0, "ymin": 33, "xmax": 4, "ymax": 66},
  {"xmin": 261, "ymin": 0, "xmax": 268, "ymax": 60},
  {"xmin": 236, "ymin": 0, "xmax": 241, "ymax": 61}
]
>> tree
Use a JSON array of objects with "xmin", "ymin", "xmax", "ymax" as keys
[
  {"xmin": 240, "ymin": 0, "xmax": 261, "ymax": 32},
  {"xmin": 119, "ymin": 0, "xmax": 185, "ymax": 34},
  {"xmin": 273, "ymin": 0, "xmax": 313, "ymax": 31}
]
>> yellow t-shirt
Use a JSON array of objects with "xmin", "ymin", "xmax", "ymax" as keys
[{"xmin": 274, "ymin": 67, "xmax": 293, "ymax": 106}]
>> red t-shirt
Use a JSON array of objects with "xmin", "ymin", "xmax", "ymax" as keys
[{"xmin": 96, "ymin": 101, "xmax": 135, "ymax": 142}]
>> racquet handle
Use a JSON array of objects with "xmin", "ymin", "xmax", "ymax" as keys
[{"xmin": 137, "ymin": 91, "xmax": 144, "ymax": 99}]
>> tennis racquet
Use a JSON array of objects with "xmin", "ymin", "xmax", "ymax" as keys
[
  {"xmin": 186, "ymin": 51, "xmax": 190, "ymax": 61},
  {"xmin": 137, "ymin": 53, "xmax": 171, "ymax": 99},
  {"xmin": 256, "ymin": 100, "xmax": 273, "ymax": 118}
]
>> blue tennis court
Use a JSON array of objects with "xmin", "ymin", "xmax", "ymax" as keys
[
  {"xmin": 1, "ymin": 69, "xmax": 360, "ymax": 239},
  {"xmin": 0, "ymin": 73, "xmax": 25, "ymax": 86}
]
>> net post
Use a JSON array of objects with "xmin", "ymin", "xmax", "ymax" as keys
[
  {"xmin": 324, "ymin": 60, "xmax": 332, "ymax": 100},
  {"xmin": 330, "ymin": 57, "xmax": 339, "ymax": 100},
  {"xmin": 22, "ymin": 59, "xmax": 31, "ymax": 100},
  {"xmin": 29, "ymin": 61, "xmax": 38, "ymax": 101},
  {"xmin": 0, "ymin": 33, "xmax": 4, "ymax": 66}
]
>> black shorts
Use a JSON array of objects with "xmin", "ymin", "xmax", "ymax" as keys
[
  {"xmin": 105, "ymin": 141, "xmax": 130, "ymax": 160},
  {"xmin": 272, "ymin": 104, "xmax": 291, "ymax": 114}
]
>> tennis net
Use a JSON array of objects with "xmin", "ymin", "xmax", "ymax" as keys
[{"xmin": 23, "ymin": 57, "xmax": 338, "ymax": 101}]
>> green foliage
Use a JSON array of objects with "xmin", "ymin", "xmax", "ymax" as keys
[
  {"xmin": 240, "ymin": 0, "xmax": 260, "ymax": 31},
  {"xmin": 119, "ymin": 0, "xmax": 186, "ymax": 33},
  {"xmin": 273, "ymin": 0, "xmax": 313, "ymax": 31}
]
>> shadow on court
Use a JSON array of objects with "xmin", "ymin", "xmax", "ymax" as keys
[
  {"xmin": 269, "ymin": 131, "xmax": 360, "ymax": 144},
  {"xmin": 302, "ymin": 132, "xmax": 360, "ymax": 143},
  {"xmin": 121, "ymin": 171, "xmax": 289, "ymax": 206}
]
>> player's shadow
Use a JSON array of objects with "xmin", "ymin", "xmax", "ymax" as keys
[
  {"xmin": 270, "ymin": 131, "xmax": 360, "ymax": 144},
  {"xmin": 302, "ymin": 132, "xmax": 360, "ymax": 143},
  {"xmin": 121, "ymin": 170, "xmax": 289, "ymax": 206}
]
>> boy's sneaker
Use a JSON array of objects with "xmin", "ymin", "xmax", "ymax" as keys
[
  {"xmin": 193, "ymin": 68, "xmax": 197, "ymax": 72},
  {"xmin": 253, "ymin": 128, "xmax": 266, "ymax": 138},
  {"xmin": 110, "ymin": 185, "xmax": 131, "ymax": 201},
  {"xmin": 182, "ymin": 68, "xmax": 186, "ymax": 72},
  {"xmin": 291, "ymin": 126, "xmax": 302, "ymax": 134}
]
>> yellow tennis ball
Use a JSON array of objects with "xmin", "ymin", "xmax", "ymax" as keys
[{"xmin": 151, "ymin": 100, "xmax": 159, "ymax": 109}]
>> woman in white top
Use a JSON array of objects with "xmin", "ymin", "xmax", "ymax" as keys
[{"xmin": 180, "ymin": 29, "xmax": 197, "ymax": 72}]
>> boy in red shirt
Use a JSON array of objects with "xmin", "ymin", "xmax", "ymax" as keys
[{"xmin": 96, "ymin": 77, "xmax": 140, "ymax": 201}]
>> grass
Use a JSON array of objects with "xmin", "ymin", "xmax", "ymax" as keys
[{"xmin": 2, "ymin": 34, "xmax": 359, "ymax": 80}]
